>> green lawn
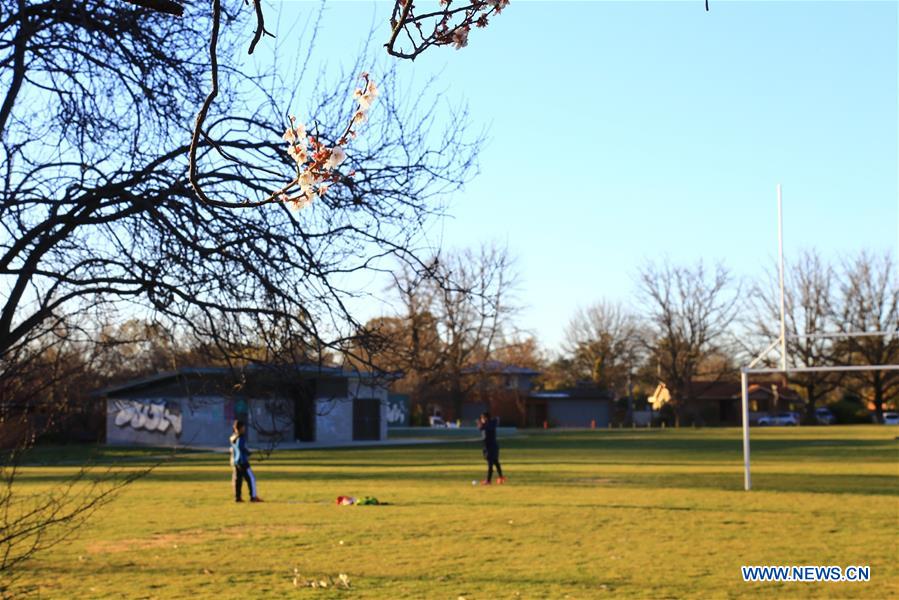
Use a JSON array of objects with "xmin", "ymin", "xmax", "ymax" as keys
[{"xmin": 10, "ymin": 426, "xmax": 899, "ymax": 599}]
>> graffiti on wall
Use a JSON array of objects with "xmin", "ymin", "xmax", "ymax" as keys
[
  {"xmin": 113, "ymin": 399, "xmax": 183, "ymax": 436},
  {"xmin": 386, "ymin": 398, "xmax": 407, "ymax": 425}
]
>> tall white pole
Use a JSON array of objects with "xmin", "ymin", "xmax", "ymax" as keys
[
  {"xmin": 741, "ymin": 369, "xmax": 751, "ymax": 491},
  {"xmin": 777, "ymin": 184, "xmax": 787, "ymax": 372}
]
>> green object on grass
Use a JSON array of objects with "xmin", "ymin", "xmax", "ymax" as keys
[{"xmin": 357, "ymin": 496, "xmax": 380, "ymax": 505}]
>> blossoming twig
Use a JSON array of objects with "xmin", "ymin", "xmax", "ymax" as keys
[
  {"xmin": 387, "ymin": 0, "xmax": 510, "ymax": 59},
  {"xmin": 273, "ymin": 74, "xmax": 378, "ymax": 212},
  {"xmin": 188, "ymin": 0, "xmax": 377, "ymax": 210}
]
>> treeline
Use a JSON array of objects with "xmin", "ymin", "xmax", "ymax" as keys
[
  {"xmin": 2, "ymin": 247, "xmax": 895, "ymax": 436},
  {"xmin": 358, "ymin": 247, "xmax": 897, "ymax": 425}
]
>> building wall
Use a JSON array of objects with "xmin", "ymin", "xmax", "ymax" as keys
[
  {"xmin": 248, "ymin": 397, "xmax": 293, "ymax": 445},
  {"xmin": 548, "ymin": 400, "xmax": 610, "ymax": 428},
  {"xmin": 107, "ymin": 377, "xmax": 389, "ymax": 446},
  {"xmin": 374, "ymin": 385, "xmax": 389, "ymax": 441},
  {"xmin": 315, "ymin": 382, "xmax": 388, "ymax": 443},
  {"xmin": 315, "ymin": 397, "xmax": 353, "ymax": 443},
  {"xmin": 107, "ymin": 396, "xmax": 231, "ymax": 447}
]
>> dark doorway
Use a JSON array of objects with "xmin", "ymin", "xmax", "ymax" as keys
[
  {"xmin": 293, "ymin": 381, "xmax": 316, "ymax": 442},
  {"xmin": 353, "ymin": 398, "xmax": 381, "ymax": 441},
  {"xmin": 719, "ymin": 398, "xmax": 734, "ymax": 425},
  {"xmin": 527, "ymin": 401, "xmax": 547, "ymax": 428}
]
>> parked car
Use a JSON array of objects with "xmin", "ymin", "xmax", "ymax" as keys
[
  {"xmin": 757, "ymin": 412, "xmax": 800, "ymax": 426},
  {"xmin": 428, "ymin": 415, "xmax": 461, "ymax": 428},
  {"xmin": 883, "ymin": 412, "xmax": 899, "ymax": 425},
  {"xmin": 815, "ymin": 407, "xmax": 835, "ymax": 425}
]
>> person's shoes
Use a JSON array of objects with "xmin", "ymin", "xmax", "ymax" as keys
[
  {"xmin": 497, "ymin": 476, "xmax": 507, "ymax": 485},
  {"xmin": 235, "ymin": 498, "xmax": 244, "ymax": 503},
  {"xmin": 250, "ymin": 497, "xmax": 264, "ymax": 502},
  {"xmin": 480, "ymin": 480, "xmax": 491, "ymax": 485}
]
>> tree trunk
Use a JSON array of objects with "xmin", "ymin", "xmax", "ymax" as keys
[
  {"xmin": 451, "ymin": 382, "xmax": 463, "ymax": 423},
  {"xmin": 873, "ymin": 384, "xmax": 884, "ymax": 424},
  {"xmin": 804, "ymin": 384, "xmax": 816, "ymax": 424}
]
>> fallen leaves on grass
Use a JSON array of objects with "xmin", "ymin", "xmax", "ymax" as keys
[{"xmin": 292, "ymin": 568, "xmax": 351, "ymax": 590}]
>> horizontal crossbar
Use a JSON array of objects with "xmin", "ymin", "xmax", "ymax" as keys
[
  {"xmin": 787, "ymin": 331, "xmax": 897, "ymax": 340},
  {"xmin": 744, "ymin": 365, "xmax": 899, "ymax": 374}
]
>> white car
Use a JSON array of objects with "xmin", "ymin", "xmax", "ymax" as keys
[
  {"xmin": 757, "ymin": 412, "xmax": 800, "ymax": 426},
  {"xmin": 883, "ymin": 412, "xmax": 899, "ymax": 425},
  {"xmin": 428, "ymin": 415, "xmax": 461, "ymax": 428},
  {"xmin": 815, "ymin": 407, "xmax": 835, "ymax": 425}
]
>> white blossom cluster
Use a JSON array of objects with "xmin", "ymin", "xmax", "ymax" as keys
[{"xmin": 277, "ymin": 74, "xmax": 379, "ymax": 212}]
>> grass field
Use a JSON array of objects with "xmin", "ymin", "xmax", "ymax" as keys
[{"xmin": 11, "ymin": 426, "xmax": 899, "ymax": 599}]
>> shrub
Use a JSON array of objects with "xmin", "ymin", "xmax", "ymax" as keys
[{"xmin": 827, "ymin": 394, "xmax": 870, "ymax": 424}]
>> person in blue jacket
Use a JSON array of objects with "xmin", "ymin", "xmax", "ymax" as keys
[
  {"xmin": 478, "ymin": 412, "xmax": 506, "ymax": 485},
  {"xmin": 230, "ymin": 420, "xmax": 262, "ymax": 502}
]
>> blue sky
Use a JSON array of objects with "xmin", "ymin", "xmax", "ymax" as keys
[{"xmin": 272, "ymin": 1, "xmax": 898, "ymax": 351}]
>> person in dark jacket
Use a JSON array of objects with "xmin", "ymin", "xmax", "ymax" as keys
[
  {"xmin": 230, "ymin": 420, "xmax": 262, "ymax": 502},
  {"xmin": 478, "ymin": 412, "xmax": 505, "ymax": 485}
]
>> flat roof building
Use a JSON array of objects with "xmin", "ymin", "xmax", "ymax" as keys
[{"xmin": 96, "ymin": 365, "xmax": 391, "ymax": 447}]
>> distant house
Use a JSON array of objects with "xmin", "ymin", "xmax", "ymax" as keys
[
  {"xmin": 740, "ymin": 381, "xmax": 803, "ymax": 423},
  {"xmin": 527, "ymin": 387, "xmax": 614, "ymax": 428},
  {"xmin": 96, "ymin": 366, "xmax": 391, "ymax": 447},
  {"xmin": 648, "ymin": 379, "xmax": 803, "ymax": 425},
  {"xmin": 458, "ymin": 361, "xmax": 541, "ymax": 426},
  {"xmin": 412, "ymin": 361, "xmax": 541, "ymax": 426},
  {"xmin": 462, "ymin": 361, "xmax": 541, "ymax": 393},
  {"xmin": 405, "ymin": 361, "xmax": 614, "ymax": 428}
]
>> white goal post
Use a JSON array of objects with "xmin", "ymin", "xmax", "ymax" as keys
[{"xmin": 738, "ymin": 185, "xmax": 898, "ymax": 491}]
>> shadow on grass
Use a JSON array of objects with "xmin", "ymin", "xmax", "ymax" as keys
[
  {"xmin": 502, "ymin": 436, "xmax": 898, "ymax": 462},
  {"xmin": 14, "ymin": 463, "xmax": 899, "ymax": 497},
  {"xmin": 14, "ymin": 430, "xmax": 898, "ymax": 498},
  {"xmin": 20, "ymin": 428, "xmax": 897, "ymax": 465}
]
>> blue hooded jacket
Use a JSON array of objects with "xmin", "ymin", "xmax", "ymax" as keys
[{"xmin": 230, "ymin": 433, "xmax": 250, "ymax": 466}]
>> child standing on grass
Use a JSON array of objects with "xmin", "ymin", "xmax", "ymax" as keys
[
  {"xmin": 478, "ymin": 412, "xmax": 506, "ymax": 485},
  {"xmin": 230, "ymin": 420, "xmax": 263, "ymax": 503}
]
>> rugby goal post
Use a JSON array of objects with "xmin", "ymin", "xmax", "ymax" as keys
[{"xmin": 739, "ymin": 185, "xmax": 898, "ymax": 491}]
